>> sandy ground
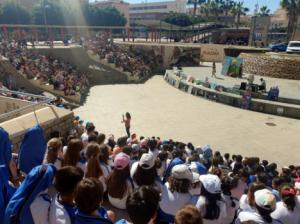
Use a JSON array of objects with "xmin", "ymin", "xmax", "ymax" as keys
[
  {"xmin": 182, "ymin": 63, "xmax": 300, "ymax": 100},
  {"xmin": 74, "ymin": 75, "xmax": 300, "ymax": 168}
]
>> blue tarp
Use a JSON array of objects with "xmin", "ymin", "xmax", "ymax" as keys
[
  {"xmin": 18, "ymin": 125, "xmax": 47, "ymax": 174},
  {"xmin": 0, "ymin": 128, "xmax": 12, "ymax": 167}
]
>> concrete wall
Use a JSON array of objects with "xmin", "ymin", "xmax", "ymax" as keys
[
  {"xmin": 115, "ymin": 42, "xmax": 269, "ymax": 67},
  {"xmin": 241, "ymin": 53, "xmax": 300, "ymax": 80},
  {"xmin": 0, "ymin": 96, "xmax": 44, "ymax": 123},
  {"xmin": 164, "ymin": 72, "xmax": 300, "ymax": 119},
  {"xmin": 0, "ymin": 105, "xmax": 74, "ymax": 153},
  {"xmin": 30, "ymin": 47, "xmax": 128, "ymax": 85},
  {"xmin": 0, "ymin": 96, "xmax": 32, "ymax": 114}
]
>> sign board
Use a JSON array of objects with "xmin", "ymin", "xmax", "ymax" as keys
[
  {"xmin": 200, "ymin": 45, "xmax": 225, "ymax": 62},
  {"xmin": 221, "ymin": 56, "xmax": 232, "ymax": 76},
  {"xmin": 221, "ymin": 56, "xmax": 243, "ymax": 77}
]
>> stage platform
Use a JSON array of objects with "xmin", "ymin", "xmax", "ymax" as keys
[{"xmin": 181, "ymin": 63, "xmax": 300, "ymax": 101}]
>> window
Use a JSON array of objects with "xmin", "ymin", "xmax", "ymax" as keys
[{"xmin": 130, "ymin": 5, "xmax": 168, "ymax": 11}]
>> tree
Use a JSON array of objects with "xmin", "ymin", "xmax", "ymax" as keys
[
  {"xmin": 259, "ymin": 6, "xmax": 271, "ymax": 16},
  {"xmin": 281, "ymin": 0, "xmax": 300, "ymax": 41},
  {"xmin": 32, "ymin": 1, "xmax": 127, "ymax": 26},
  {"xmin": 187, "ymin": 0, "xmax": 206, "ymax": 17},
  {"xmin": 209, "ymin": 0, "xmax": 223, "ymax": 21},
  {"xmin": 221, "ymin": 0, "xmax": 235, "ymax": 16},
  {"xmin": 87, "ymin": 6, "xmax": 126, "ymax": 26},
  {"xmin": 32, "ymin": 0, "xmax": 66, "ymax": 25},
  {"xmin": 164, "ymin": 12, "xmax": 194, "ymax": 26},
  {"xmin": 200, "ymin": 2, "xmax": 211, "ymax": 18},
  {"xmin": 231, "ymin": 1, "xmax": 249, "ymax": 29},
  {"xmin": 0, "ymin": 2, "xmax": 31, "ymax": 24}
]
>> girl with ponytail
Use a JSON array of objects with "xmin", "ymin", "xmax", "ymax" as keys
[
  {"xmin": 195, "ymin": 174, "xmax": 226, "ymax": 223},
  {"xmin": 43, "ymin": 138, "xmax": 63, "ymax": 170},
  {"xmin": 85, "ymin": 143, "xmax": 106, "ymax": 192},
  {"xmin": 221, "ymin": 176, "xmax": 239, "ymax": 224},
  {"xmin": 271, "ymin": 184, "xmax": 300, "ymax": 224}
]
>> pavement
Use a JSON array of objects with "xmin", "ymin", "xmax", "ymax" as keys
[
  {"xmin": 181, "ymin": 62, "xmax": 300, "ymax": 101},
  {"xmin": 75, "ymin": 75, "xmax": 300, "ymax": 168}
]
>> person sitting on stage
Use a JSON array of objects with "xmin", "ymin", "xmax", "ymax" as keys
[{"xmin": 259, "ymin": 78, "xmax": 266, "ymax": 92}]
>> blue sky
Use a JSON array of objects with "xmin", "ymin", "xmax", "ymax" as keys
[{"xmin": 90, "ymin": 0, "xmax": 281, "ymax": 13}]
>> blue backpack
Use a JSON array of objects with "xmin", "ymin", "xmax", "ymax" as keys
[
  {"xmin": 4, "ymin": 164, "xmax": 56, "ymax": 224},
  {"xmin": 18, "ymin": 125, "xmax": 47, "ymax": 174},
  {"xmin": 0, "ymin": 128, "xmax": 12, "ymax": 167},
  {"xmin": 0, "ymin": 165, "xmax": 17, "ymax": 222}
]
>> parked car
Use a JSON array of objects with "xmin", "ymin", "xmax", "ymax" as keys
[
  {"xmin": 286, "ymin": 41, "xmax": 300, "ymax": 54},
  {"xmin": 269, "ymin": 43, "xmax": 287, "ymax": 52}
]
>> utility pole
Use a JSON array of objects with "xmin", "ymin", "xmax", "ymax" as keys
[{"xmin": 251, "ymin": 1, "xmax": 259, "ymax": 46}]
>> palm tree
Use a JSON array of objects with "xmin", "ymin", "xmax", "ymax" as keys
[
  {"xmin": 231, "ymin": 1, "xmax": 249, "ymax": 29},
  {"xmin": 258, "ymin": 6, "xmax": 271, "ymax": 16},
  {"xmin": 187, "ymin": 0, "xmax": 206, "ymax": 17},
  {"xmin": 208, "ymin": 0, "xmax": 223, "ymax": 22},
  {"xmin": 221, "ymin": 0, "xmax": 235, "ymax": 16},
  {"xmin": 200, "ymin": 2, "xmax": 211, "ymax": 18},
  {"xmin": 281, "ymin": 0, "xmax": 300, "ymax": 41}
]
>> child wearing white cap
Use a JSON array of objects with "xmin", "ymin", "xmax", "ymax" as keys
[
  {"xmin": 235, "ymin": 189, "xmax": 282, "ymax": 224},
  {"xmin": 158, "ymin": 164, "xmax": 197, "ymax": 223},
  {"xmin": 195, "ymin": 174, "xmax": 227, "ymax": 224},
  {"xmin": 130, "ymin": 153, "xmax": 163, "ymax": 192}
]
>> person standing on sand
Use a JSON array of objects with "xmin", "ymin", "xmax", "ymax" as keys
[
  {"xmin": 122, "ymin": 112, "xmax": 131, "ymax": 138},
  {"xmin": 211, "ymin": 62, "xmax": 217, "ymax": 78}
]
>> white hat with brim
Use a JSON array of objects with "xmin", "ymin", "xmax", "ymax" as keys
[
  {"xmin": 171, "ymin": 164, "xmax": 193, "ymax": 182},
  {"xmin": 139, "ymin": 153, "xmax": 155, "ymax": 169},
  {"xmin": 254, "ymin": 189, "xmax": 276, "ymax": 211},
  {"xmin": 199, "ymin": 174, "xmax": 221, "ymax": 194}
]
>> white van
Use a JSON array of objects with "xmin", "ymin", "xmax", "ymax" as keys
[{"xmin": 286, "ymin": 41, "xmax": 300, "ymax": 54}]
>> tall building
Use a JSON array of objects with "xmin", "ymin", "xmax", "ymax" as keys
[
  {"xmin": 129, "ymin": 0, "xmax": 186, "ymax": 25},
  {"xmin": 92, "ymin": 0, "xmax": 130, "ymax": 27},
  {"xmin": 270, "ymin": 8, "xmax": 289, "ymax": 30}
]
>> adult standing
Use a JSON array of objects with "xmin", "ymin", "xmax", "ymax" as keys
[
  {"xmin": 122, "ymin": 112, "xmax": 131, "ymax": 138},
  {"xmin": 211, "ymin": 62, "xmax": 217, "ymax": 78}
]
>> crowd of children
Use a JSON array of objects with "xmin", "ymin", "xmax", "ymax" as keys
[
  {"xmin": 0, "ymin": 116, "xmax": 299, "ymax": 224},
  {"xmin": 84, "ymin": 32, "xmax": 161, "ymax": 80},
  {"xmin": 0, "ymin": 40, "xmax": 89, "ymax": 97}
]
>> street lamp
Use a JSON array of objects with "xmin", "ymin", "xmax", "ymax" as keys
[{"xmin": 43, "ymin": 0, "xmax": 50, "ymax": 40}]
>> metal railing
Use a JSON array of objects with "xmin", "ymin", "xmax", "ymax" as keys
[{"xmin": 0, "ymin": 88, "xmax": 53, "ymax": 122}]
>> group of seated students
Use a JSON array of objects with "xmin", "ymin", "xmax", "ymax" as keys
[
  {"xmin": 84, "ymin": 32, "xmax": 159, "ymax": 80},
  {"xmin": 0, "ymin": 40, "xmax": 89, "ymax": 97},
  {"xmin": 0, "ymin": 118, "xmax": 300, "ymax": 224}
]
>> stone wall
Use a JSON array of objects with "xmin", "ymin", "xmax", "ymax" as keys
[
  {"xmin": 164, "ymin": 71, "xmax": 300, "ymax": 119},
  {"xmin": 0, "ymin": 96, "xmax": 44, "ymax": 123},
  {"xmin": 241, "ymin": 53, "xmax": 300, "ymax": 80},
  {"xmin": 0, "ymin": 105, "xmax": 74, "ymax": 153}
]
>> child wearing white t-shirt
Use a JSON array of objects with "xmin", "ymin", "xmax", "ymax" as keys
[{"xmin": 49, "ymin": 166, "xmax": 84, "ymax": 224}]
